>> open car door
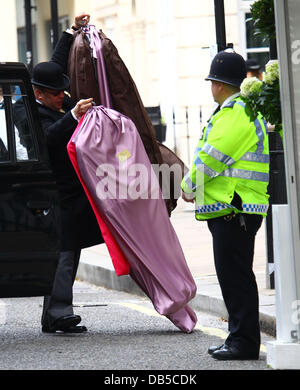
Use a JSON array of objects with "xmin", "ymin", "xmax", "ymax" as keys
[{"xmin": 0, "ymin": 62, "xmax": 60, "ymax": 298}]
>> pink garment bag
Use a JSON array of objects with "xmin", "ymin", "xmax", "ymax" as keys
[{"xmin": 67, "ymin": 25, "xmax": 197, "ymax": 332}]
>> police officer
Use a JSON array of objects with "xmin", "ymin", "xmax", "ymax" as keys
[{"xmin": 181, "ymin": 51, "xmax": 269, "ymax": 360}]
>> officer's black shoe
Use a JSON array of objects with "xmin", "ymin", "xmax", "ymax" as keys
[
  {"xmin": 212, "ymin": 345, "xmax": 259, "ymax": 361},
  {"xmin": 207, "ymin": 344, "xmax": 226, "ymax": 355}
]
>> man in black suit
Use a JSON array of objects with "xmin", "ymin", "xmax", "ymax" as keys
[{"xmin": 32, "ymin": 14, "xmax": 104, "ymax": 334}]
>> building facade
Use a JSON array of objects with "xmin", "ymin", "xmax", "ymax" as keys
[{"xmin": 0, "ymin": 0, "xmax": 269, "ymax": 163}]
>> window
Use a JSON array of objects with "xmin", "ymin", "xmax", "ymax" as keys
[
  {"xmin": 97, "ymin": 16, "xmax": 115, "ymax": 40},
  {"xmin": 17, "ymin": 25, "xmax": 38, "ymax": 66},
  {"xmin": 245, "ymin": 12, "xmax": 269, "ymax": 69},
  {"xmin": 16, "ymin": 0, "xmax": 38, "ymax": 66},
  {"xmin": 46, "ymin": 16, "xmax": 70, "ymax": 60},
  {"xmin": 239, "ymin": 1, "xmax": 269, "ymax": 69},
  {"xmin": 0, "ymin": 100, "xmax": 8, "ymax": 162},
  {"xmin": 104, "ymin": 16, "xmax": 115, "ymax": 40},
  {"xmin": 0, "ymin": 82, "xmax": 37, "ymax": 163},
  {"xmin": 132, "ymin": 0, "xmax": 136, "ymax": 15}
]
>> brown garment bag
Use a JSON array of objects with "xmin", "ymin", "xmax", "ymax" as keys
[{"xmin": 68, "ymin": 30, "xmax": 187, "ymax": 215}]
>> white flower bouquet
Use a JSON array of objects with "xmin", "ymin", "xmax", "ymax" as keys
[{"xmin": 240, "ymin": 61, "xmax": 282, "ymax": 133}]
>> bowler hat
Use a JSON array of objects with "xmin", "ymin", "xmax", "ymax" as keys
[
  {"xmin": 205, "ymin": 51, "xmax": 246, "ymax": 88},
  {"xmin": 32, "ymin": 61, "xmax": 70, "ymax": 90},
  {"xmin": 246, "ymin": 59, "xmax": 261, "ymax": 71}
]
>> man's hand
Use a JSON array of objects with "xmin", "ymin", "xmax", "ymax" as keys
[
  {"xmin": 73, "ymin": 13, "xmax": 90, "ymax": 30},
  {"xmin": 181, "ymin": 190, "xmax": 195, "ymax": 203},
  {"xmin": 72, "ymin": 98, "xmax": 94, "ymax": 120}
]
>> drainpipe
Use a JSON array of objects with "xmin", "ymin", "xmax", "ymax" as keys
[
  {"xmin": 24, "ymin": 0, "xmax": 33, "ymax": 75},
  {"xmin": 50, "ymin": 0, "xmax": 59, "ymax": 49},
  {"xmin": 214, "ymin": 0, "xmax": 226, "ymax": 52}
]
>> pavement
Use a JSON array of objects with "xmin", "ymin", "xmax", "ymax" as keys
[{"xmin": 77, "ymin": 199, "xmax": 276, "ymax": 337}]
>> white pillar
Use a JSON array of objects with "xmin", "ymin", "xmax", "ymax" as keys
[
  {"xmin": 267, "ymin": 205, "xmax": 300, "ymax": 370},
  {"xmin": 272, "ymin": 205, "xmax": 298, "ymax": 342},
  {"xmin": 267, "ymin": 0, "xmax": 300, "ymax": 369},
  {"xmin": 156, "ymin": 0, "xmax": 177, "ymax": 150},
  {"xmin": 0, "ymin": 0, "xmax": 18, "ymax": 61}
]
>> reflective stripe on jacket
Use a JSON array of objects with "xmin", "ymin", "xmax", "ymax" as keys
[{"xmin": 181, "ymin": 97, "xmax": 270, "ymax": 220}]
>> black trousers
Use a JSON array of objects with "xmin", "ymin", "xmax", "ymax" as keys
[
  {"xmin": 207, "ymin": 213, "xmax": 263, "ymax": 354},
  {"xmin": 41, "ymin": 249, "xmax": 81, "ymax": 327}
]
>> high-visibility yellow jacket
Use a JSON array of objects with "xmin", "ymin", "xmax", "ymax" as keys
[{"xmin": 181, "ymin": 97, "xmax": 270, "ymax": 220}]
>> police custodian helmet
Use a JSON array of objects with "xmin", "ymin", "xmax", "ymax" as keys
[{"xmin": 205, "ymin": 50, "xmax": 247, "ymax": 88}]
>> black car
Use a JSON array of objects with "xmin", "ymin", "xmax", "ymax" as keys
[{"xmin": 0, "ymin": 62, "xmax": 60, "ymax": 298}]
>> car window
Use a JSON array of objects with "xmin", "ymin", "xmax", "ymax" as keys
[
  {"xmin": 0, "ymin": 82, "xmax": 37, "ymax": 163},
  {"xmin": 0, "ymin": 87, "xmax": 9, "ymax": 162}
]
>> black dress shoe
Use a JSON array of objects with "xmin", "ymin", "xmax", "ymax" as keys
[
  {"xmin": 42, "ymin": 314, "xmax": 81, "ymax": 333},
  {"xmin": 62, "ymin": 325, "xmax": 87, "ymax": 333},
  {"xmin": 212, "ymin": 345, "xmax": 259, "ymax": 361},
  {"xmin": 55, "ymin": 315, "xmax": 81, "ymax": 331},
  {"xmin": 208, "ymin": 344, "xmax": 226, "ymax": 355},
  {"xmin": 42, "ymin": 325, "xmax": 87, "ymax": 334}
]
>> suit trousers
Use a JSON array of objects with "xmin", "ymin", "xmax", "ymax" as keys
[
  {"xmin": 207, "ymin": 213, "xmax": 263, "ymax": 354},
  {"xmin": 41, "ymin": 249, "xmax": 81, "ymax": 326}
]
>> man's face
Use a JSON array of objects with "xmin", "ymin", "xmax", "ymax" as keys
[
  {"xmin": 35, "ymin": 88, "xmax": 65, "ymax": 111},
  {"xmin": 211, "ymin": 81, "xmax": 220, "ymax": 103},
  {"xmin": 211, "ymin": 81, "xmax": 226, "ymax": 105}
]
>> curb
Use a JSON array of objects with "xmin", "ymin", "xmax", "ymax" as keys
[
  {"xmin": 77, "ymin": 260, "xmax": 144, "ymax": 297},
  {"xmin": 76, "ymin": 259, "xmax": 276, "ymax": 337}
]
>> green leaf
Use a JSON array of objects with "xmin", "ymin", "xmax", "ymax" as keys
[{"xmin": 250, "ymin": 0, "xmax": 276, "ymax": 40}]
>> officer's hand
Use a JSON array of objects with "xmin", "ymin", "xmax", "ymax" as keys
[
  {"xmin": 73, "ymin": 13, "xmax": 90, "ymax": 29},
  {"xmin": 73, "ymin": 98, "xmax": 94, "ymax": 120},
  {"xmin": 181, "ymin": 190, "xmax": 195, "ymax": 203}
]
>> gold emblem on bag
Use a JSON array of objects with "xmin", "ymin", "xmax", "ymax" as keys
[{"xmin": 117, "ymin": 149, "xmax": 132, "ymax": 162}]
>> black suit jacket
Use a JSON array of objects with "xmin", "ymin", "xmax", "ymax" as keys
[
  {"xmin": 36, "ymin": 96, "xmax": 104, "ymax": 251},
  {"xmin": 35, "ymin": 31, "xmax": 104, "ymax": 251}
]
